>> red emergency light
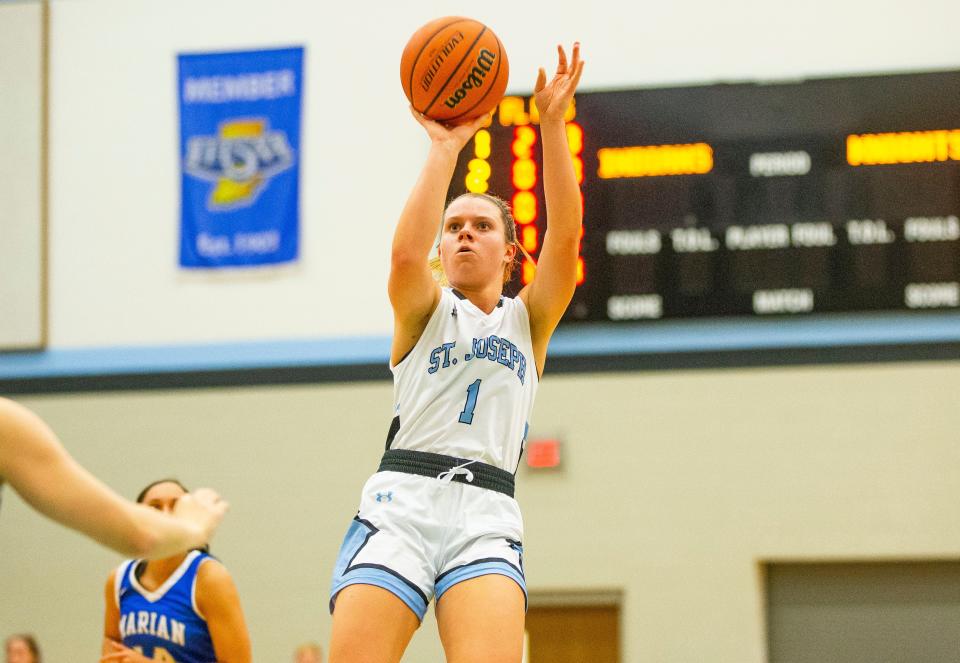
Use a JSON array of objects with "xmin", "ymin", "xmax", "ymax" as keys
[{"xmin": 526, "ymin": 438, "xmax": 561, "ymax": 469}]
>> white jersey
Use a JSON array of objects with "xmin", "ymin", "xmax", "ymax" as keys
[{"xmin": 389, "ymin": 287, "xmax": 538, "ymax": 473}]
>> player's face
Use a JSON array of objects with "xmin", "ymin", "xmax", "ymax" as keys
[
  {"xmin": 440, "ymin": 197, "xmax": 515, "ymax": 290},
  {"xmin": 5, "ymin": 639, "xmax": 34, "ymax": 663},
  {"xmin": 140, "ymin": 481, "xmax": 187, "ymax": 515}
]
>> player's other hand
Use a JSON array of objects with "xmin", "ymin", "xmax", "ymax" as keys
[
  {"xmin": 174, "ymin": 487, "xmax": 229, "ymax": 542},
  {"xmin": 99, "ymin": 641, "xmax": 153, "ymax": 663},
  {"xmin": 534, "ymin": 42, "xmax": 585, "ymax": 124}
]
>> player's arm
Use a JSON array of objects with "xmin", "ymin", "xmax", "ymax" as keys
[
  {"xmin": 388, "ymin": 110, "xmax": 490, "ymax": 365},
  {"xmin": 518, "ymin": 44, "xmax": 585, "ymax": 374},
  {"xmin": 99, "ymin": 573, "xmax": 154, "ymax": 663},
  {"xmin": 102, "ymin": 572, "xmax": 123, "ymax": 655},
  {"xmin": 197, "ymin": 560, "xmax": 252, "ymax": 663},
  {"xmin": 0, "ymin": 397, "xmax": 227, "ymax": 559}
]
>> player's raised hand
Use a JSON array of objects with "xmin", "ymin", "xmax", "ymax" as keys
[
  {"xmin": 172, "ymin": 487, "xmax": 228, "ymax": 544},
  {"xmin": 534, "ymin": 42, "xmax": 585, "ymax": 123}
]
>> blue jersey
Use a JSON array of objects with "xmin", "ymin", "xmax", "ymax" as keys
[{"xmin": 114, "ymin": 550, "xmax": 217, "ymax": 663}]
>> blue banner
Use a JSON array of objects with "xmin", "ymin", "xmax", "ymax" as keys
[{"xmin": 178, "ymin": 47, "xmax": 303, "ymax": 268}]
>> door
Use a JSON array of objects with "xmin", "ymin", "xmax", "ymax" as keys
[{"xmin": 525, "ymin": 603, "xmax": 620, "ymax": 663}]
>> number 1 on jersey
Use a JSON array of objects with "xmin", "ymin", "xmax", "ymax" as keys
[{"xmin": 459, "ymin": 379, "xmax": 481, "ymax": 424}]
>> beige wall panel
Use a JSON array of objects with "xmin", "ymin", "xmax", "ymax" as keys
[{"xmin": 2, "ymin": 360, "xmax": 958, "ymax": 660}]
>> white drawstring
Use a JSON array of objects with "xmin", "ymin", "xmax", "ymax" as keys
[{"xmin": 437, "ymin": 460, "xmax": 477, "ymax": 484}]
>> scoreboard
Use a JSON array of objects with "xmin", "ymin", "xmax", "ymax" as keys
[{"xmin": 452, "ymin": 70, "xmax": 960, "ymax": 322}]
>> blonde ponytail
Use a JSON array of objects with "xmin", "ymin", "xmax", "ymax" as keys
[{"xmin": 428, "ymin": 254, "xmax": 450, "ymax": 286}]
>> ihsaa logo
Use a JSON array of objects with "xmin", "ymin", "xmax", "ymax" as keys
[{"xmin": 184, "ymin": 117, "xmax": 294, "ymax": 211}]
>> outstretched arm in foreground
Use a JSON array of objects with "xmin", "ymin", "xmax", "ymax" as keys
[{"xmin": 0, "ymin": 397, "xmax": 227, "ymax": 559}]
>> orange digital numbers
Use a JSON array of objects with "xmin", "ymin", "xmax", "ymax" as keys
[
  {"xmin": 499, "ymin": 96, "xmax": 586, "ymax": 287},
  {"xmin": 512, "ymin": 125, "xmax": 536, "ymax": 159},
  {"xmin": 512, "ymin": 190, "xmax": 537, "ymax": 224},
  {"xmin": 498, "ymin": 96, "xmax": 530, "ymax": 127},
  {"xmin": 466, "ymin": 129, "xmax": 493, "ymax": 193},
  {"xmin": 846, "ymin": 129, "xmax": 960, "ymax": 166},
  {"xmin": 566, "ymin": 122, "xmax": 586, "ymax": 284},
  {"xmin": 511, "ymin": 159, "xmax": 537, "ymax": 191},
  {"xmin": 522, "ymin": 225, "xmax": 539, "ymax": 253},
  {"xmin": 510, "ymin": 121, "xmax": 539, "ymax": 285},
  {"xmin": 596, "ymin": 142, "xmax": 714, "ymax": 178}
]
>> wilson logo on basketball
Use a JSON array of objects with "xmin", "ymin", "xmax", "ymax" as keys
[
  {"xmin": 401, "ymin": 17, "xmax": 508, "ymax": 121},
  {"xmin": 420, "ymin": 31, "xmax": 465, "ymax": 92},
  {"xmin": 444, "ymin": 49, "xmax": 497, "ymax": 110}
]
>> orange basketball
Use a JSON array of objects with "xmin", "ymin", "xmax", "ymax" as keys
[{"xmin": 400, "ymin": 16, "xmax": 509, "ymax": 123}]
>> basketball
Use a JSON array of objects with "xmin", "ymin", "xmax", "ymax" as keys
[{"xmin": 400, "ymin": 16, "xmax": 509, "ymax": 123}]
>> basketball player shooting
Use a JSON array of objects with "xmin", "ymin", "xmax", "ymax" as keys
[{"xmin": 327, "ymin": 42, "xmax": 584, "ymax": 663}]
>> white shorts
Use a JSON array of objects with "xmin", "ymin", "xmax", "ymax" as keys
[{"xmin": 329, "ymin": 470, "xmax": 526, "ymax": 620}]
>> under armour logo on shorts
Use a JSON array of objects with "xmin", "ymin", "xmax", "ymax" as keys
[{"xmin": 375, "ymin": 491, "xmax": 393, "ymax": 503}]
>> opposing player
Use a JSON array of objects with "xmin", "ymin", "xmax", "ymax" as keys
[
  {"xmin": 101, "ymin": 479, "xmax": 251, "ymax": 663},
  {"xmin": 0, "ymin": 398, "xmax": 226, "ymax": 559},
  {"xmin": 328, "ymin": 44, "xmax": 584, "ymax": 663}
]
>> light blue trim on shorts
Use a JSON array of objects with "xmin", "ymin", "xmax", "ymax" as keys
[
  {"xmin": 330, "ymin": 570, "xmax": 429, "ymax": 621},
  {"xmin": 434, "ymin": 560, "xmax": 528, "ymax": 607},
  {"xmin": 329, "ymin": 517, "xmax": 429, "ymax": 621}
]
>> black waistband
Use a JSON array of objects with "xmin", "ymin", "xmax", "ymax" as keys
[{"xmin": 378, "ymin": 449, "xmax": 515, "ymax": 498}]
